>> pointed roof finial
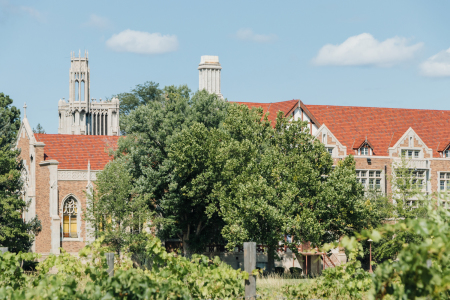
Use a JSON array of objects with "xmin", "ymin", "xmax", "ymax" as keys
[
  {"xmin": 23, "ymin": 102, "xmax": 27, "ymax": 119},
  {"xmin": 79, "ymin": 49, "xmax": 81, "ymax": 58}
]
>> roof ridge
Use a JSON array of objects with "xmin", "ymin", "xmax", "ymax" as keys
[{"xmin": 305, "ymin": 103, "xmax": 450, "ymax": 113}]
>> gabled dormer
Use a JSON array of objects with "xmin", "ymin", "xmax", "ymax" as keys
[
  {"xmin": 353, "ymin": 138, "xmax": 374, "ymax": 156},
  {"xmin": 315, "ymin": 124, "xmax": 347, "ymax": 157},
  {"xmin": 388, "ymin": 128, "xmax": 433, "ymax": 158}
]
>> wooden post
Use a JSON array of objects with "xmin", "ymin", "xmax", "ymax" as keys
[
  {"xmin": 306, "ymin": 254, "xmax": 308, "ymax": 277},
  {"xmin": 106, "ymin": 253, "xmax": 114, "ymax": 277},
  {"xmin": 244, "ymin": 242, "xmax": 256, "ymax": 299},
  {"xmin": 368, "ymin": 239, "xmax": 373, "ymax": 273},
  {"xmin": 0, "ymin": 247, "xmax": 8, "ymax": 254}
]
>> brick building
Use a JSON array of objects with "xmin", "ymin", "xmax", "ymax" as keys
[
  {"xmin": 16, "ymin": 51, "xmax": 120, "ymax": 256},
  {"xmin": 16, "ymin": 54, "xmax": 450, "ymax": 268},
  {"xmin": 16, "ymin": 116, "xmax": 119, "ymax": 255},
  {"xmin": 235, "ymin": 99, "xmax": 450, "ymax": 197}
]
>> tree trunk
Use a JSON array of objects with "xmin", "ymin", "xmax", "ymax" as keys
[{"xmin": 267, "ymin": 245, "xmax": 275, "ymax": 273}]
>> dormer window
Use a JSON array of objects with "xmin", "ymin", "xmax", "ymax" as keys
[
  {"xmin": 354, "ymin": 139, "xmax": 373, "ymax": 156},
  {"xmin": 445, "ymin": 150, "xmax": 450, "ymax": 158},
  {"xmin": 358, "ymin": 144, "xmax": 372, "ymax": 156}
]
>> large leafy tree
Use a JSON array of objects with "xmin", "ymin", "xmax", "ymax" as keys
[
  {"xmin": 170, "ymin": 104, "xmax": 374, "ymax": 269},
  {"xmin": 85, "ymin": 158, "xmax": 151, "ymax": 254},
  {"xmin": 116, "ymin": 86, "xmax": 229, "ymax": 253},
  {"xmin": 0, "ymin": 93, "xmax": 38, "ymax": 252}
]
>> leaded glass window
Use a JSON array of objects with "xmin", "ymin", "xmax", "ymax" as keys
[{"xmin": 63, "ymin": 197, "xmax": 78, "ymax": 238}]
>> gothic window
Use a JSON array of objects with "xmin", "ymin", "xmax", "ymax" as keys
[{"xmin": 63, "ymin": 197, "xmax": 78, "ymax": 238}]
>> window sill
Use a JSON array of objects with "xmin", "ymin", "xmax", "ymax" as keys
[{"xmin": 61, "ymin": 237, "xmax": 83, "ymax": 242}]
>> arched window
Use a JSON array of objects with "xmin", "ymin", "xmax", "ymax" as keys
[{"xmin": 63, "ymin": 197, "xmax": 78, "ymax": 238}]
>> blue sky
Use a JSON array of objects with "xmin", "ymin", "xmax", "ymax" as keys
[{"xmin": 1, "ymin": 0, "xmax": 450, "ymax": 133}]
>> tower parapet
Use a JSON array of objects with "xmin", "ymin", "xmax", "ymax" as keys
[{"xmin": 58, "ymin": 51, "xmax": 120, "ymax": 136}]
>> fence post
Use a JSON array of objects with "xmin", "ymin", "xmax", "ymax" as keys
[
  {"xmin": 0, "ymin": 247, "xmax": 8, "ymax": 255},
  {"xmin": 106, "ymin": 253, "xmax": 114, "ymax": 277},
  {"xmin": 244, "ymin": 242, "xmax": 256, "ymax": 299}
]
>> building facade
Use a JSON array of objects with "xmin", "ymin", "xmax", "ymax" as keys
[
  {"xmin": 17, "ymin": 53, "xmax": 450, "ymax": 273},
  {"xmin": 17, "ymin": 52, "xmax": 121, "ymax": 257},
  {"xmin": 236, "ymin": 99, "xmax": 450, "ymax": 198}
]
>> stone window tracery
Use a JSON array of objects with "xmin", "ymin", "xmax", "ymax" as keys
[{"xmin": 63, "ymin": 197, "xmax": 78, "ymax": 238}]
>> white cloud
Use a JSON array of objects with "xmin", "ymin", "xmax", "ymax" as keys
[
  {"xmin": 235, "ymin": 28, "xmax": 277, "ymax": 43},
  {"xmin": 420, "ymin": 47, "xmax": 450, "ymax": 77},
  {"xmin": 0, "ymin": 1, "xmax": 46, "ymax": 22},
  {"xmin": 106, "ymin": 30, "xmax": 178, "ymax": 55},
  {"xmin": 313, "ymin": 33, "xmax": 423, "ymax": 67},
  {"xmin": 82, "ymin": 14, "xmax": 112, "ymax": 30}
]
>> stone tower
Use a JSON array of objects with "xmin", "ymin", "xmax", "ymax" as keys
[
  {"xmin": 58, "ymin": 51, "xmax": 120, "ymax": 136},
  {"xmin": 198, "ymin": 55, "xmax": 223, "ymax": 99}
]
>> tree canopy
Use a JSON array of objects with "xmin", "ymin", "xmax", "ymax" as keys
[
  {"xmin": 169, "ymin": 104, "xmax": 375, "ymax": 268},
  {"xmin": 0, "ymin": 93, "xmax": 39, "ymax": 252},
  {"xmin": 114, "ymin": 86, "xmax": 229, "ymax": 253},
  {"xmin": 85, "ymin": 158, "xmax": 151, "ymax": 254}
]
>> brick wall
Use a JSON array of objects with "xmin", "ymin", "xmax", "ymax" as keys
[
  {"xmin": 354, "ymin": 157, "xmax": 393, "ymax": 195},
  {"xmin": 58, "ymin": 180, "xmax": 89, "ymax": 253},
  {"xmin": 17, "ymin": 131, "xmax": 30, "ymax": 172},
  {"xmin": 35, "ymin": 146, "xmax": 51, "ymax": 253},
  {"xmin": 430, "ymin": 160, "xmax": 450, "ymax": 192}
]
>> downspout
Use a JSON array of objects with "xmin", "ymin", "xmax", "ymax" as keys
[{"xmin": 385, "ymin": 165, "xmax": 387, "ymax": 196}]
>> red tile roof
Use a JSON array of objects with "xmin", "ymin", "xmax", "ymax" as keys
[
  {"xmin": 231, "ymin": 100, "xmax": 299, "ymax": 126},
  {"xmin": 304, "ymin": 104, "xmax": 450, "ymax": 158},
  {"xmin": 34, "ymin": 134, "xmax": 120, "ymax": 170},
  {"xmin": 236, "ymin": 100, "xmax": 450, "ymax": 158}
]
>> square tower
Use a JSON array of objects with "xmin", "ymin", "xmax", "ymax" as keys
[{"xmin": 58, "ymin": 51, "xmax": 120, "ymax": 136}]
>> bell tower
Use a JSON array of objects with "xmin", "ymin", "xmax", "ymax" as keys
[
  {"xmin": 69, "ymin": 50, "xmax": 90, "ymax": 104},
  {"xmin": 58, "ymin": 51, "xmax": 120, "ymax": 136}
]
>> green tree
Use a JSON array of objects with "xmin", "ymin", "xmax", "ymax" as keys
[
  {"xmin": 364, "ymin": 200, "xmax": 450, "ymax": 299},
  {"xmin": 0, "ymin": 94, "xmax": 37, "ymax": 252},
  {"xmin": 32, "ymin": 123, "xmax": 45, "ymax": 134},
  {"xmin": 117, "ymin": 87, "xmax": 229, "ymax": 254},
  {"xmin": 85, "ymin": 158, "xmax": 152, "ymax": 254},
  {"xmin": 115, "ymin": 81, "xmax": 163, "ymax": 116},
  {"xmin": 368, "ymin": 156, "xmax": 427, "ymax": 263},
  {"xmin": 170, "ymin": 104, "xmax": 375, "ymax": 270}
]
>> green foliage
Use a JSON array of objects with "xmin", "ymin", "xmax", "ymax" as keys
[
  {"xmin": 170, "ymin": 104, "xmax": 375, "ymax": 261},
  {"xmin": 116, "ymin": 81, "xmax": 164, "ymax": 116},
  {"xmin": 0, "ymin": 251, "xmax": 40, "ymax": 290},
  {"xmin": 0, "ymin": 93, "xmax": 21, "ymax": 147},
  {"xmin": 362, "ymin": 202, "xmax": 450, "ymax": 299},
  {"xmin": 85, "ymin": 158, "xmax": 152, "ymax": 254},
  {"xmin": 286, "ymin": 237, "xmax": 373, "ymax": 299},
  {"xmin": 117, "ymin": 87, "xmax": 229, "ymax": 253},
  {"xmin": 0, "ymin": 94, "xmax": 38, "ymax": 252},
  {"xmin": 0, "ymin": 234, "xmax": 245, "ymax": 299},
  {"xmin": 363, "ymin": 156, "xmax": 429, "ymax": 264},
  {"xmin": 32, "ymin": 124, "xmax": 45, "ymax": 134}
]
